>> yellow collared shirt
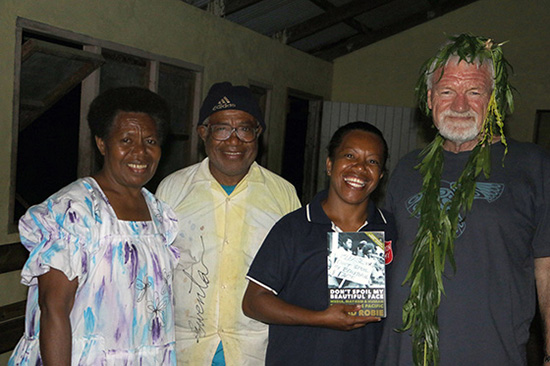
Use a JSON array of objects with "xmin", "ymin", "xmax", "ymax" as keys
[{"xmin": 156, "ymin": 158, "xmax": 300, "ymax": 365}]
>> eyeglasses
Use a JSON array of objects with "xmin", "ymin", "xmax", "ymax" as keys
[{"xmin": 206, "ymin": 124, "xmax": 260, "ymax": 142}]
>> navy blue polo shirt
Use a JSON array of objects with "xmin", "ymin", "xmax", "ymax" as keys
[{"xmin": 246, "ymin": 190, "xmax": 397, "ymax": 366}]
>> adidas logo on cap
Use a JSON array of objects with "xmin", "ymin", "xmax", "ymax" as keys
[{"xmin": 212, "ymin": 96, "xmax": 236, "ymax": 111}]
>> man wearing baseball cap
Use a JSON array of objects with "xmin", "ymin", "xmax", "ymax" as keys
[{"xmin": 157, "ymin": 82, "xmax": 301, "ymax": 365}]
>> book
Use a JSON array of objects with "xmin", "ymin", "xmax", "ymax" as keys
[{"xmin": 327, "ymin": 231, "xmax": 386, "ymax": 317}]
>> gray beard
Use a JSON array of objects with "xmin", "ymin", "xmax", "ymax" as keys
[{"xmin": 437, "ymin": 113, "xmax": 480, "ymax": 144}]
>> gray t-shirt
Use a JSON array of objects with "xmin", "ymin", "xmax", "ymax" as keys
[{"xmin": 376, "ymin": 140, "xmax": 550, "ymax": 366}]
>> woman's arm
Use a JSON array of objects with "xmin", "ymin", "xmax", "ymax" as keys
[
  {"xmin": 38, "ymin": 268, "xmax": 78, "ymax": 366},
  {"xmin": 536, "ymin": 257, "xmax": 550, "ymax": 364},
  {"xmin": 242, "ymin": 281, "xmax": 380, "ymax": 331}
]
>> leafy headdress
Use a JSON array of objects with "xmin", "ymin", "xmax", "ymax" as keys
[{"xmin": 400, "ymin": 33, "xmax": 514, "ymax": 365}]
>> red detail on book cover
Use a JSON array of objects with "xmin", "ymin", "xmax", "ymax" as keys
[{"xmin": 385, "ymin": 241, "xmax": 393, "ymax": 265}]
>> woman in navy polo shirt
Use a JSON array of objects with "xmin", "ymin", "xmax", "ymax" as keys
[{"xmin": 242, "ymin": 121, "xmax": 396, "ymax": 365}]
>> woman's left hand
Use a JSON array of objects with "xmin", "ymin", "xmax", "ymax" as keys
[{"xmin": 315, "ymin": 304, "xmax": 381, "ymax": 331}]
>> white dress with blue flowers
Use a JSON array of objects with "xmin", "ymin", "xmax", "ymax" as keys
[{"xmin": 9, "ymin": 177, "xmax": 179, "ymax": 366}]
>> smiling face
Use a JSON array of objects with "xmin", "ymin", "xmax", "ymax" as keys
[
  {"xmin": 428, "ymin": 60, "xmax": 493, "ymax": 152},
  {"xmin": 95, "ymin": 111, "xmax": 161, "ymax": 190},
  {"xmin": 326, "ymin": 130, "xmax": 384, "ymax": 207},
  {"xmin": 198, "ymin": 109, "xmax": 261, "ymax": 186}
]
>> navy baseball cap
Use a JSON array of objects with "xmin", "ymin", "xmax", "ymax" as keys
[{"xmin": 198, "ymin": 82, "xmax": 265, "ymax": 129}]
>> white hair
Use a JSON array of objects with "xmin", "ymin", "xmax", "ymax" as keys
[{"xmin": 426, "ymin": 55, "xmax": 495, "ymax": 90}]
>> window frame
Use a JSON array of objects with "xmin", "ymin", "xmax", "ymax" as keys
[
  {"xmin": 8, "ymin": 18, "xmax": 203, "ymax": 233},
  {"xmin": 249, "ymin": 80, "xmax": 272, "ymax": 167}
]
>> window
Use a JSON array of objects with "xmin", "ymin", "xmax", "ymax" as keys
[{"xmin": 10, "ymin": 19, "xmax": 202, "ymax": 231}]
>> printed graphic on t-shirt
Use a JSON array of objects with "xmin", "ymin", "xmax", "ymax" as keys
[{"xmin": 405, "ymin": 181, "xmax": 504, "ymax": 237}]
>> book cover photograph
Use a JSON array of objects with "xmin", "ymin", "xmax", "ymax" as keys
[{"xmin": 327, "ymin": 231, "xmax": 386, "ymax": 317}]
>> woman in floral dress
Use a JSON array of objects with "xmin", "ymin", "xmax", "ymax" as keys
[{"xmin": 9, "ymin": 87, "xmax": 179, "ymax": 366}]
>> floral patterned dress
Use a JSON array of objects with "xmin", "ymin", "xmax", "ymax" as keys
[{"xmin": 9, "ymin": 177, "xmax": 179, "ymax": 365}]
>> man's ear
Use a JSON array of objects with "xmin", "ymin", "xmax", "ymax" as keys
[
  {"xmin": 95, "ymin": 136, "xmax": 106, "ymax": 156},
  {"xmin": 427, "ymin": 90, "xmax": 433, "ymax": 110},
  {"xmin": 197, "ymin": 125, "xmax": 208, "ymax": 142},
  {"xmin": 326, "ymin": 157, "xmax": 332, "ymax": 177}
]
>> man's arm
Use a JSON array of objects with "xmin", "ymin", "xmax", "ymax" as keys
[
  {"xmin": 242, "ymin": 281, "xmax": 380, "ymax": 331},
  {"xmin": 535, "ymin": 257, "xmax": 550, "ymax": 364},
  {"xmin": 38, "ymin": 268, "xmax": 78, "ymax": 366}
]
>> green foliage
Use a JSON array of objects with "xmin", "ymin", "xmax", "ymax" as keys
[{"xmin": 401, "ymin": 34, "xmax": 514, "ymax": 366}]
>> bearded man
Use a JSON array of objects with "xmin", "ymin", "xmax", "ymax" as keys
[{"xmin": 376, "ymin": 34, "xmax": 550, "ymax": 366}]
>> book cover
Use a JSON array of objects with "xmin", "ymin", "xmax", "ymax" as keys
[{"xmin": 327, "ymin": 231, "xmax": 386, "ymax": 317}]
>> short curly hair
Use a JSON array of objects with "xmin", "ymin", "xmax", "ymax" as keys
[{"xmin": 87, "ymin": 87, "xmax": 170, "ymax": 144}]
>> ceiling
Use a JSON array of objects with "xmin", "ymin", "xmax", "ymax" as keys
[{"xmin": 182, "ymin": 0, "xmax": 479, "ymax": 61}]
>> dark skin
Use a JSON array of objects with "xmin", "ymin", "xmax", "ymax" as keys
[
  {"xmin": 322, "ymin": 131, "xmax": 385, "ymax": 232},
  {"xmin": 38, "ymin": 269, "xmax": 77, "ymax": 366},
  {"xmin": 197, "ymin": 110, "xmax": 261, "ymax": 186},
  {"xmin": 321, "ymin": 197, "xmax": 369, "ymax": 233},
  {"xmin": 37, "ymin": 112, "xmax": 161, "ymax": 365},
  {"xmin": 242, "ymin": 130, "xmax": 386, "ymax": 331},
  {"xmin": 242, "ymin": 282, "xmax": 373, "ymax": 331},
  {"xmin": 93, "ymin": 112, "xmax": 161, "ymax": 220}
]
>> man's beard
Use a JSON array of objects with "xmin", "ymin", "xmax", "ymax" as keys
[{"xmin": 436, "ymin": 110, "xmax": 481, "ymax": 144}]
